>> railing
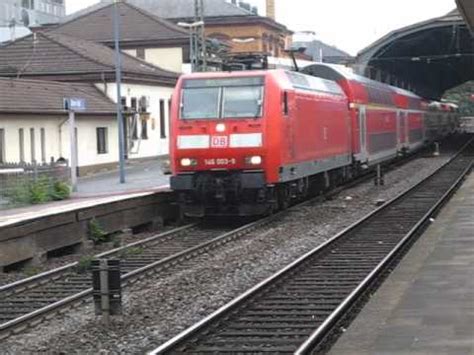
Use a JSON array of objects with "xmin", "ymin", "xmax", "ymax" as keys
[{"xmin": 0, "ymin": 161, "xmax": 71, "ymax": 209}]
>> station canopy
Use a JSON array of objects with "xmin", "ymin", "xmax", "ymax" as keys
[{"xmin": 354, "ymin": 9, "xmax": 474, "ymax": 100}]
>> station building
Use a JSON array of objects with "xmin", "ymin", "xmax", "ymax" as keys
[
  {"xmin": 0, "ymin": 78, "xmax": 118, "ymax": 175},
  {"xmin": 0, "ymin": 32, "xmax": 178, "ymax": 174}
]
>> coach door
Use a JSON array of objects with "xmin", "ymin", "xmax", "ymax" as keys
[{"xmin": 359, "ymin": 106, "xmax": 368, "ymax": 161}]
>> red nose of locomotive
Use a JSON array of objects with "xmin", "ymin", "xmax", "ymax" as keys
[
  {"xmin": 170, "ymin": 74, "xmax": 270, "ymax": 217},
  {"xmin": 174, "ymin": 120, "xmax": 265, "ymax": 172}
]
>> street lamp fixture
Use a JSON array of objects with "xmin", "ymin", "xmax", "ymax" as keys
[
  {"xmin": 178, "ymin": 21, "xmax": 206, "ymax": 72},
  {"xmin": 177, "ymin": 21, "xmax": 205, "ymax": 28},
  {"xmin": 232, "ymin": 37, "xmax": 256, "ymax": 43}
]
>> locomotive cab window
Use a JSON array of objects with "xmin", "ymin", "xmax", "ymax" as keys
[
  {"xmin": 223, "ymin": 86, "xmax": 263, "ymax": 118},
  {"xmin": 181, "ymin": 77, "xmax": 264, "ymax": 120}
]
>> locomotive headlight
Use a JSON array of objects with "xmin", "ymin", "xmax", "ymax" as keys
[
  {"xmin": 216, "ymin": 123, "xmax": 226, "ymax": 132},
  {"xmin": 180, "ymin": 158, "xmax": 197, "ymax": 167},
  {"xmin": 246, "ymin": 156, "xmax": 262, "ymax": 165}
]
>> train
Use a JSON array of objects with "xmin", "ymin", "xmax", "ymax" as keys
[{"xmin": 169, "ymin": 64, "xmax": 458, "ymax": 217}]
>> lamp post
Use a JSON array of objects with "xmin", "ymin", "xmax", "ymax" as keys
[
  {"xmin": 113, "ymin": 0, "xmax": 126, "ymax": 184},
  {"xmin": 178, "ymin": 21, "xmax": 205, "ymax": 72}
]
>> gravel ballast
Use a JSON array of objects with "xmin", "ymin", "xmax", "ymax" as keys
[{"xmin": 0, "ymin": 154, "xmax": 453, "ymax": 354}]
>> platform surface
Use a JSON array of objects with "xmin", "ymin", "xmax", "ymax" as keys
[
  {"xmin": 0, "ymin": 187, "xmax": 169, "ymax": 228},
  {"xmin": 330, "ymin": 173, "xmax": 474, "ymax": 355}
]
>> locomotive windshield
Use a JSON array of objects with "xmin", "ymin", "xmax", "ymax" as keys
[{"xmin": 181, "ymin": 77, "xmax": 264, "ymax": 120}]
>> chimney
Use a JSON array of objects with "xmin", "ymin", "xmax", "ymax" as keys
[{"xmin": 266, "ymin": 0, "xmax": 275, "ymax": 20}]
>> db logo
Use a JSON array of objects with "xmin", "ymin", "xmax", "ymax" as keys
[{"xmin": 211, "ymin": 136, "xmax": 228, "ymax": 148}]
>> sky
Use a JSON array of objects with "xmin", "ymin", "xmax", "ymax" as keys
[{"xmin": 66, "ymin": 0, "xmax": 457, "ymax": 55}]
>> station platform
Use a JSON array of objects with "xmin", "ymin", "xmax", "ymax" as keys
[
  {"xmin": 0, "ymin": 186, "xmax": 169, "ymax": 228},
  {"xmin": 330, "ymin": 173, "xmax": 474, "ymax": 355}
]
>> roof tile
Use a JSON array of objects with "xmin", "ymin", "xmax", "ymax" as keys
[{"xmin": 0, "ymin": 78, "xmax": 116, "ymax": 114}]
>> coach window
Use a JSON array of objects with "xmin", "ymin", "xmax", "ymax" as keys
[{"xmin": 97, "ymin": 127, "xmax": 108, "ymax": 154}]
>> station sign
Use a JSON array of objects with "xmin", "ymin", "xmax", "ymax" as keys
[{"xmin": 63, "ymin": 98, "xmax": 87, "ymax": 111}]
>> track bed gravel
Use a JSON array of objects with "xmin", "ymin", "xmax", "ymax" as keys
[
  {"xmin": 0, "ymin": 226, "xmax": 177, "ymax": 287},
  {"xmin": 0, "ymin": 155, "xmax": 451, "ymax": 354}
]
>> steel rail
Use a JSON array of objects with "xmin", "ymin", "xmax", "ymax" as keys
[
  {"xmin": 0, "ymin": 224, "xmax": 196, "ymax": 298},
  {"xmin": 1, "ymin": 136, "xmax": 470, "ymax": 342},
  {"xmin": 0, "ymin": 214, "xmax": 283, "ymax": 339},
  {"xmin": 297, "ymin": 157, "xmax": 473, "ymax": 354},
  {"xmin": 150, "ymin": 138, "xmax": 473, "ymax": 354}
]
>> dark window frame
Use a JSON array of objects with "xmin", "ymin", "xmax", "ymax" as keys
[
  {"xmin": 141, "ymin": 118, "xmax": 149, "ymax": 140},
  {"xmin": 159, "ymin": 99, "xmax": 166, "ymax": 139},
  {"xmin": 97, "ymin": 127, "xmax": 108, "ymax": 155},
  {"xmin": 30, "ymin": 128, "xmax": 36, "ymax": 163},
  {"xmin": 19, "ymin": 128, "xmax": 25, "ymax": 162},
  {"xmin": 137, "ymin": 48, "xmax": 146, "ymax": 60},
  {"xmin": 40, "ymin": 128, "xmax": 46, "ymax": 163},
  {"xmin": 0, "ymin": 129, "xmax": 5, "ymax": 164}
]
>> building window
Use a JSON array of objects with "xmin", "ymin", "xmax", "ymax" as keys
[
  {"xmin": 121, "ymin": 97, "xmax": 127, "ymax": 111},
  {"xmin": 30, "ymin": 128, "xmax": 36, "ymax": 163},
  {"xmin": 0, "ymin": 129, "xmax": 5, "ymax": 164},
  {"xmin": 137, "ymin": 48, "xmax": 146, "ymax": 60},
  {"xmin": 19, "ymin": 128, "xmax": 25, "ymax": 162},
  {"xmin": 159, "ymin": 99, "xmax": 166, "ymax": 139},
  {"xmin": 97, "ymin": 127, "xmax": 108, "ymax": 154},
  {"xmin": 130, "ymin": 97, "xmax": 138, "ymax": 139},
  {"xmin": 40, "ymin": 128, "xmax": 46, "ymax": 163},
  {"xmin": 141, "ymin": 118, "xmax": 148, "ymax": 140}
]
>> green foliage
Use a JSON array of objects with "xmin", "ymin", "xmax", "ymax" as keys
[
  {"xmin": 120, "ymin": 246, "xmax": 144, "ymax": 259},
  {"xmin": 29, "ymin": 180, "xmax": 50, "ymax": 204},
  {"xmin": 443, "ymin": 81, "xmax": 474, "ymax": 116},
  {"xmin": 6, "ymin": 177, "xmax": 71, "ymax": 207},
  {"xmin": 8, "ymin": 183, "xmax": 31, "ymax": 205},
  {"xmin": 51, "ymin": 181, "xmax": 71, "ymax": 201},
  {"xmin": 88, "ymin": 218, "xmax": 109, "ymax": 244},
  {"xmin": 75, "ymin": 256, "xmax": 94, "ymax": 274}
]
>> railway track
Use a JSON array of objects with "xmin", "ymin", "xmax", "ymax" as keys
[
  {"xmin": 0, "ymin": 136, "xmax": 469, "ymax": 341},
  {"xmin": 0, "ymin": 221, "xmax": 266, "ymax": 339},
  {"xmin": 150, "ymin": 139, "xmax": 473, "ymax": 354}
]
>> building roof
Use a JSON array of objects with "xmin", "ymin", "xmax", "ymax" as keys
[
  {"xmin": 53, "ymin": 2, "xmax": 189, "ymax": 46},
  {"xmin": 456, "ymin": 0, "xmax": 474, "ymax": 32},
  {"xmin": 355, "ymin": 10, "xmax": 473, "ymax": 99},
  {"xmin": 0, "ymin": 32, "xmax": 179, "ymax": 85},
  {"xmin": 64, "ymin": 0, "xmax": 253, "ymax": 23},
  {"xmin": 0, "ymin": 78, "xmax": 116, "ymax": 114}
]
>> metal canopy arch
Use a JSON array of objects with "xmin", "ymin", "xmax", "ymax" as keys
[
  {"xmin": 456, "ymin": 0, "xmax": 474, "ymax": 33},
  {"xmin": 354, "ymin": 10, "xmax": 474, "ymax": 100}
]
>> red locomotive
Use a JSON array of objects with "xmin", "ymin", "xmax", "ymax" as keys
[{"xmin": 170, "ymin": 64, "xmax": 457, "ymax": 217}]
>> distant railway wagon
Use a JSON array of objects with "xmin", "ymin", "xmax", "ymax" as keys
[{"xmin": 170, "ymin": 64, "xmax": 458, "ymax": 217}]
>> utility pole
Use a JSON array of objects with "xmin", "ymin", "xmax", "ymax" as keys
[
  {"xmin": 68, "ymin": 110, "xmax": 78, "ymax": 192},
  {"xmin": 194, "ymin": 0, "xmax": 207, "ymax": 71},
  {"xmin": 113, "ymin": 0, "xmax": 126, "ymax": 184}
]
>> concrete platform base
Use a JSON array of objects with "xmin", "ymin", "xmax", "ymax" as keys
[{"xmin": 330, "ymin": 173, "xmax": 474, "ymax": 355}]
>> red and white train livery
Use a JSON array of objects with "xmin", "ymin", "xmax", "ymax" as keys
[{"xmin": 170, "ymin": 64, "xmax": 457, "ymax": 217}]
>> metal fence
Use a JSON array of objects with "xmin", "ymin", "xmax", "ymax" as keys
[{"xmin": 0, "ymin": 162, "xmax": 71, "ymax": 209}]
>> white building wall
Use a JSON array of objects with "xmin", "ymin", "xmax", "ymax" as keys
[
  {"xmin": 0, "ymin": 114, "xmax": 117, "ymax": 170},
  {"xmin": 96, "ymin": 82, "xmax": 174, "ymax": 158},
  {"xmin": 121, "ymin": 47, "xmax": 185, "ymax": 73},
  {"xmin": 0, "ymin": 115, "xmax": 61, "ymax": 164},
  {"xmin": 145, "ymin": 48, "xmax": 184, "ymax": 73}
]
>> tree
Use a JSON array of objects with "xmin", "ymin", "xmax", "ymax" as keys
[{"xmin": 443, "ymin": 81, "xmax": 474, "ymax": 116}]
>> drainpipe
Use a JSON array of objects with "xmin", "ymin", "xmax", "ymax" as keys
[{"xmin": 58, "ymin": 116, "xmax": 69, "ymax": 158}]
